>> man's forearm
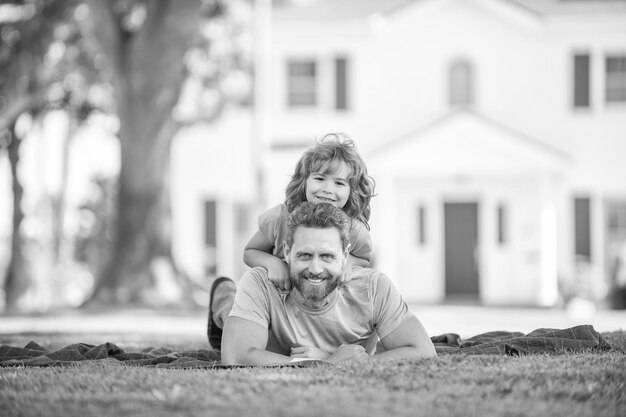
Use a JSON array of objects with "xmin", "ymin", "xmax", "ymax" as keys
[
  {"xmin": 223, "ymin": 347, "xmax": 293, "ymax": 366},
  {"xmin": 222, "ymin": 316, "xmax": 294, "ymax": 366},
  {"xmin": 370, "ymin": 345, "xmax": 436, "ymax": 362}
]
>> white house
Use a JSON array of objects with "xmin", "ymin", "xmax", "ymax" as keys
[{"xmin": 172, "ymin": 0, "xmax": 626, "ymax": 306}]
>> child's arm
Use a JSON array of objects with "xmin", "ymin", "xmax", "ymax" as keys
[{"xmin": 244, "ymin": 230, "xmax": 291, "ymax": 291}]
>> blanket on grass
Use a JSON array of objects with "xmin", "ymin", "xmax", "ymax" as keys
[
  {"xmin": 0, "ymin": 325, "xmax": 613, "ymax": 368},
  {"xmin": 431, "ymin": 325, "xmax": 612, "ymax": 355}
]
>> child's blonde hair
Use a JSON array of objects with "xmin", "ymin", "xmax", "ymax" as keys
[{"xmin": 284, "ymin": 133, "xmax": 376, "ymax": 229}]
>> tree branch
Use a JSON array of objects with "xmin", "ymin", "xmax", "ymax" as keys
[
  {"xmin": 0, "ymin": 92, "xmax": 43, "ymax": 132},
  {"xmin": 85, "ymin": 0, "xmax": 122, "ymax": 79}
]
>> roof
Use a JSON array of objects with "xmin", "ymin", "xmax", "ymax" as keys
[
  {"xmin": 365, "ymin": 108, "xmax": 572, "ymax": 176},
  {"xmin": 510, "ymin": 0, "xmax": 626, "ymax": 16},
  {"xmin": 273, "ymin": 0, "xmax": 417, "ymax": 21},
  {"xmin": 273, "ymin": 0, "xmax": 626, "ymax": 21}
]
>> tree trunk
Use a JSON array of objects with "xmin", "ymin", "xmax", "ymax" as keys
[
  {"xmin": 4, "ymin": 127, "xmax": 32, "ymax": 311},
  {"xmin": 86, "ymin": 0, "xmax": 205, "ymax": 304}
]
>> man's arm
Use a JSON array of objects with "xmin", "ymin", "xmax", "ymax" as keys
[
  {"xmin": 371, "ymin": 316, "xmax": 436, "ymax": 362},
  {"xmin": 221, "ymin": 316, "xmax": 292, "ymax": 366}
]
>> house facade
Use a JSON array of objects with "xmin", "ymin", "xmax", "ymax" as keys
[{"xmin": 172, "ymin": 0, "xmax": 626, "ymax": 306}]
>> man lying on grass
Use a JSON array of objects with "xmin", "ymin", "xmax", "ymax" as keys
[{"xmin": 209, "ymin": 201, "xmax": 436, "ymax": 366}]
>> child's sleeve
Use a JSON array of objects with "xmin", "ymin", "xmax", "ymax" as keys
[
  {"xmin": 257, "ymin": 204, "xmax": 284, "ymax": 247},
  {"xmin": 349, "ymin": 220, "xmax": 373, "ymax": 264}
]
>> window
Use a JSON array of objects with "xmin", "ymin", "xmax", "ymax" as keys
[
  {"xmin": 335, "ymin": 56, "xmax": 348, "ymax": 110},
  {"xmin": 449, "ymin": 60, "xmax": 473, "ymax": 107},
  {"xmin": 607, "ymin": 200, "xmax": 626, "ymax": 238},
  {"xmin": 497, "ymin": 204, "xmax": 507, "ymax": 245},
  {"xmin": 286, "ymin": 55, "xmax": 350, "ymax": 111},
  {"xmin": 417, "ymin": 205, "xmax": 427, "ymax": 245},
  {"xmin": 606, "ymin": 55, "xmax": 626, "ymax": 103},
  {"xmin": 574, "ymin": 197, "xmax": 592, "ymax": 260},
  {"xmin": 573, "ymin": 53, "xmax": 591, "ymax": 108},
  {"xmin": 287, "ymin": 60, "xmax": 317, "ymax": 107}
]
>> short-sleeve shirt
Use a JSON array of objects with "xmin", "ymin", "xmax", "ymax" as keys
[
  {"xmin": 228, "ymin": 266, "xmax": 414, "ymax": 356},
  {"xmin": 257, "ymin": 203, "xmax": 373, "ymax": 264}
]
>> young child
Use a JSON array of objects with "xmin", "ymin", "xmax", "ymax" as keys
[
  {"xmin": 243, "ymin": 132, "xmax": 376, "ymax": 290},
  {"xmin": 208, "ymin": 132, "xmax": 375, "ymax": 349}
]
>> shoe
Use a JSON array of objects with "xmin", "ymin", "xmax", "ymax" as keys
[{"xmin": 207, "ymin": 276, "xmax": 234, "ymax": 350}]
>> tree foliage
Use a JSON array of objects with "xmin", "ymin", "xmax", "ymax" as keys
[
  {"xmin": 0, "ymin": 0, "xmax": 252, "ymax": 310},
  {"xmin": 0, "ymin": 0, "xmax": 102, "ymax": 311}
]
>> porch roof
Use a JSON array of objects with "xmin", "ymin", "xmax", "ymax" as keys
[{"xmin": 366, "ymin": 108, "xmax": 572, "ymax": 178}]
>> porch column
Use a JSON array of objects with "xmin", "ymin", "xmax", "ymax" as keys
[
  {"xmin": 539, "ymin": 175, "xmax": 559, "ymax": 306},
  {"xmin": 371, "ymin": 176, "xmax": 399, "ymax": 285}
]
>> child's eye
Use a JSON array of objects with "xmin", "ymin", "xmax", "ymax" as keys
[{"xmin": 335, "ymin": 181, "xmax": 347, "ymax": 187}]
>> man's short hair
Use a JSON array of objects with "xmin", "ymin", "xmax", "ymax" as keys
[{"xmin": 286, "ymin": 202, "xmax": 351, "ymax": 251}]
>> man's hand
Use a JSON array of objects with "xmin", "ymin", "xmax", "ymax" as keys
[
  {"xmin": 327, "ymin": 344, "xmax": 369, "ymax": 362},
  {"xmin": 290, "ymin": 346, "xmax": 329, "ymax": 360}
]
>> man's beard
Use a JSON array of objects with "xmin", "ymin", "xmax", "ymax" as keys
[{"xmin": 290, "ymin": 270, "xmax": 340, "ymax": 302}]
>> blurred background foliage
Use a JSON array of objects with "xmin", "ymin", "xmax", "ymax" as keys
[{"xmin": 0, "ymin": 0, "xmax": 254, "ymax": 312}]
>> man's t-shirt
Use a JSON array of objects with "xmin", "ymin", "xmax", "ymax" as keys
[
  {"xmin": 228, "ymin": 266, "xmax": 414, "ymax": 356},
  {"xmin": 257, "ymin": 203, "xmax": 373, "ymax": 264}
]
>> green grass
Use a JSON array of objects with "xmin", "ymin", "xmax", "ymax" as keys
[{"xmin": 1, "ymin": 332, "xmax": 625, "ymax": 417}]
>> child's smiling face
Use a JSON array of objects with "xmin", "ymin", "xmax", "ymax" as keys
[{"xmin": 305, "ymin": 161, "xmax": 351, "ymax": 209}]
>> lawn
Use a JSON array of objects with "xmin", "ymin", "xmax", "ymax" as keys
[{"xmin": 0, "ymin": 331, "xmax": 624, "ymax": 417}]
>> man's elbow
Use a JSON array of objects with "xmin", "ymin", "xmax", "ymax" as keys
[
  {"xmin": 242, "ymin": 249, "xmax": 251, "ymax": 266},
  {"xmin": 394, "ymin": 342, "xmax": 436, "ymax": 359},
  {"xmin": 221, "ymin": 350, "xmax": 236, "ymax": 365},
  {"xmin": 220, "ymin": 338, "xmax": 237, "ymax": 365},
  {"xmin": 412, "ymin": 342, "xmax": 437, "ymax": 358},
  {"xmin": 222, "ymin": 346, "xmax": 259, "ymax": 366},
  {"xmin": 419, "ymin": 345, "xmax": 437, "ymax": 358}
]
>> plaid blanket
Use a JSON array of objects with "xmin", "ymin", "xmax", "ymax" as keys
[
  {"xmin": 0, "ymin": 341, "xmax": 223, "ymax": 368},
  {"xmin": 431, "ymin": 325, "xmax": 613, "ymax": 355},
  {"xmin": 0, "ymin": 325, "xmax": 612, "ymax": 368}
]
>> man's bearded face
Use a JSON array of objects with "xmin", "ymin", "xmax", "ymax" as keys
[{"xmin": 285, "ymin": 226, "xmax": 347, "ymax": 303}]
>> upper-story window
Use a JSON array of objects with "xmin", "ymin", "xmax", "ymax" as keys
[
  {"xmin": 335, "ymin": 56, "xmax": 348, "ymax": 111},
  {"xmin": 287, "ymin": 60, "xmax": 317, "ymax": 107},
  {"xmin": 449, "ymin": 60, "xmax": 474, "ymax": 107},
  {"xmin": 286, "ymin": 56, "xmax": 350, "ymax": 111},
  {"xmin": 573, "ymin": 53, "xmax": 591, "ymax": 108},
  {"xmin": 606, "ymin": 55, "xmax": 626, "ymax": 103}
]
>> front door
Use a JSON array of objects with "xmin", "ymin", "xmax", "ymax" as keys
[{"xmin": 444, "ymin": 202, "xmax": 479, "ymax": 299}]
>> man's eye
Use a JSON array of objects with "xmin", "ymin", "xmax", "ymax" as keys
[
  {"xmin": 298, "ymin": 254, "xmax": 312, "ymax": 260},
  {"xmin": 321, "ymin": 255, "xmax": 335, "ymax": 261}
]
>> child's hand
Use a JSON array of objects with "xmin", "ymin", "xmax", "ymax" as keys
[
  {"xmin": 267, "ymin": 259, "xmax": 291, "ymax": 291},
  {"xmin": 340, "ymin": 260, "xmax": 352, "ymax": 285},
  {"xmin": 341, "ymin": 255, "xmax": 368, "ymax": 285}
]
